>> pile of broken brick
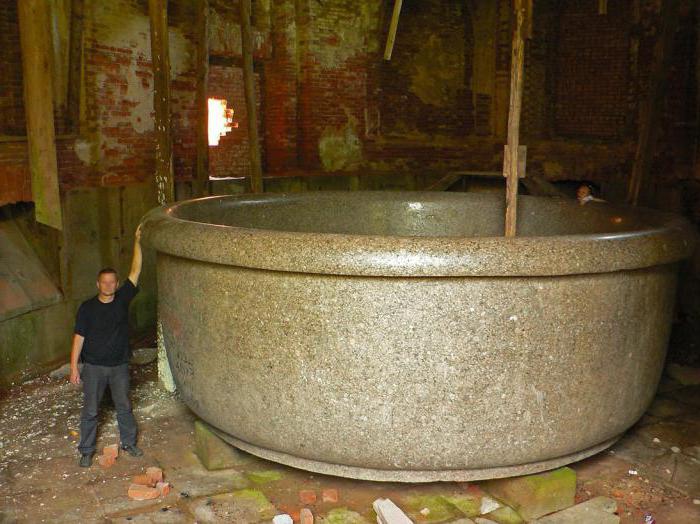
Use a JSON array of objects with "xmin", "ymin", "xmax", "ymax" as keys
[
  {"xmin": 94, "ymin": 444, "xmax": 171, "ymax": 501},
  {"xmin": 272, "ymin": 467, "xmax": 620, "ymax": 524}
]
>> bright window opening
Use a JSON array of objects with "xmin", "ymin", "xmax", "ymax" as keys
[{"xmin": 208, "ymin": 98, "xmax": 236, "ymax": 146}]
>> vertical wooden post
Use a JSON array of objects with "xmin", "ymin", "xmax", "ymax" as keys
[
  {"xmin": 18, "ymin": 0, "xmax": 63, "ymax": 230},
  {"xmin": 384, "ymin": 0, "xmax": 403, "ymax": 60},
  {"xmin": 67, "ymin": 0, "xmax": 84, "ymax": 132},
  {"xmin": 627, "ymin": 0, "xmax": 680, "ymax": 205},
  {"xmin": 193, "ymin": 0, "xmax": 210, "ymax": 197},
  {"xmin": 240, "ymin": 0, "xmax": 263, "ymax": 193},
  {"xmin": 148, "ymin": 0, "xmax": 174, "ymax": 204},
  {"xmin": 503, "ymin": 0, "xmax": 526, "ymax": 237}
]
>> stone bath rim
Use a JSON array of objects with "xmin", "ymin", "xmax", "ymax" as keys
[{"xmin": 141, "ymin": 192, "xmax": 695, "ymax": 278}]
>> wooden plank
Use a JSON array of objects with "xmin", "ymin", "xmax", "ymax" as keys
[
  {"xmin": 18, "ymin": 0, "xmax": 63, "ymax": 230},
  {"xmin": 193, "ymin": 0, "xmax": 210, "ymax": 197},
  {"xmin": 148, "ymin": 0, "xmax": 174, "ymax": 204},
  {"xmin": 67, "ymin": 0, "xmax": 84, "ymax": 133},
  {"xmin": 425, "ymin": 173, "xmax": 463, "ymax": 191},
  {"xmin": 626, "ymin": 0, "xmax": 680, "ymax": 205},
  {"xmin": 503, "ymin": 0, "xmax": 527, "ymax": 237},
  {"xmin": 384, "ymin": 0, "xmax": 403, "ymax": 60},
  {"xmin": 239, "ymin": 0, "xmax": 263, "ymax": 193}
]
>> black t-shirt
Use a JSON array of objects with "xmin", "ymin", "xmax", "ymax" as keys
[{"xmin": 74, "ymin": 279, "xmax": 139, "ymax": 366}]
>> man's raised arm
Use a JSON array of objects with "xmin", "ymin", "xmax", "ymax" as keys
[{"xmin": 128, "ymin": 225, "xmax": 142, "ymax": 286}]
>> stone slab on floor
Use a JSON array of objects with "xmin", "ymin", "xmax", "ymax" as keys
[
  {"xmin": 188, "ymin": 489, "xmax": 278, "ymax": 523},
  {"xmin": 194, "ymin": 419, "xmax": 251, "ymax": 470},
  {"xmin": 534, "ymin": 496, "xmax": 619, "ymax": 523},
  {"xmin": 483, "ymin": 467, "xmax": 576, "ymax": 521}
]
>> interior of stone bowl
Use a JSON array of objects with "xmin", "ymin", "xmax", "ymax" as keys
[{"xmin": 169, "ymin": 191, "xmax": 661, "ymax": 238}]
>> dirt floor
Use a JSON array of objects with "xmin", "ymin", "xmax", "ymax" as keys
[{"xmin": 0, "ymin": 356, "xmax": 699, "ymax": 523}]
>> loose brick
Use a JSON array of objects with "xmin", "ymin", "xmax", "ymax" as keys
[
  {"xmin": 132, "ymin": 473, "xmax": 155, "ymax": 487},
  {"xmin": 300, "ymin": 507, "xmax": 314, "ymax": 524},
  {"xmin": 321, "ymin": 488, "xmax": 338, "ymax": 503},
  {"xmin": 103, "ymin": 444, "xmax": 119, "ymax": 458},
  {"xmin": 128, "ymin": 483, "xmax": 160, "ymax": 501},
  {"xmin": 146, "ymin": 466, "xmax": 163, "ymax": 485},
  {"xmin": 97, "ymin": 454, "xmax": 115, "ymax": 469},
  {"xmin": 483, "ymin": 467, "xmax": 576, "ymax": 521},
  {"xmin": 299, "ymin": 490, "xmax": 317, "ymax": 504},
  {"xmin": 156, "ymin": 481, "xmax": 171, "ymax": 497}
]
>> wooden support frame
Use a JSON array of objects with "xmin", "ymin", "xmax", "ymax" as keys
[
  {"xmin": 384, "ymin": 0, "xmax": 403, "ymax": 60},
  {"xmin": 67, "ymin": 0, "xmax": 84, "ymax": 132},
  {"xmin": 193, "ymin": 0, "xmax": 210, "ymax": 197},
  {"xmin": 239, "ymin": 0, "xmax": 264, "ymax": 193},
  {"xmin": 148, "ymin": 0, "xmax": 174, "ymax": 204},
  {"xmin": 502, "ymin": 0, "xmax": 527, "ymax": 237},
  {"xmin": 626, "ymin": 0, "xmax": 680, "ymax": 205},
  {"xmin": 18, "ymin": 0, "xmax": 63, "ymax": 230}
]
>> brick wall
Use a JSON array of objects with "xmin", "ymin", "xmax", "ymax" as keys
[
  {"xmin": 263, "ymin": 0, "xmax": 298, "ymax": 172},
  {"xmin": 0, "ymin": 0, "xmax": 697, "ymax": 207},
  {"xmin": 378, "ymin": 0, "xmax": 472, "ymax": 137},
  {"xmin": 0, "ymin": 2, "xmax": 25, "ymax": 136},
  {"xmin": 554, "ymin": 1, "xmax": 631, "ymax": 139},
  {"xmin": 207, "ymin": 64, "xmax": 263, "ymax": 179}
]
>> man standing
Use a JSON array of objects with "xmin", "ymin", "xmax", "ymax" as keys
[{"xmin": 70, "ymin": 226, "xmax": 144, "ymax": 467}]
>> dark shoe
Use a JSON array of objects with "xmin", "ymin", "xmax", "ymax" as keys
[
  {"xmin": 79, "ymin": 453, "xmax": 93, "ymax": 467},
  {"xmin": 121, "ymin": 444, "xmax": 144, "ymax": 457}
]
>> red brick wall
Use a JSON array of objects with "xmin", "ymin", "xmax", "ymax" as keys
[
  {"xmin": 554, "ymin": 1, "xmax": 631, "ymax": 139},
  {"xmin": 0, "ymin": 2, "xmax": 25, "ymax": 137},
  {"xmin": 263, "ymin": 0, "xmax": 298, "ymax": 172},
  {"xmin": 208, "ymin": 65, "xmax": 263, "ymax": 179},
  {"xmin": 378, "ymin": 1, "xmax": 472, "ymax": 138},
  {"xmin": 294, "ymin": 0, "xmax": 377, "ymax": 169}
]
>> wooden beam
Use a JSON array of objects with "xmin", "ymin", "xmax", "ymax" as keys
[
  {"xmin": 67, "ymin": 0, "xmax": 84, "ymax": 133},
  {"xmin": 239, "ymin": 0, "xmax": 263, "ymax": 193},
  {"xmin": 148, "ymin": 0, "xmax": 174, "ymax": 204},
  {"xmin": 193, "ymin": 0, "xmax": 209, "ymax": 197},
  {"xmin": 503, "ymin": 0, "xmax": 527, "ymax": 237},
  {"xmin": 626, "ymin": 0, "xmax": 680, "ymax": 205},
  {"xmin": 18, "ymin": 0, "xmax": 63, "ymax": 230},
  {"xmin": 384, "ymin": 0, "xmax": 403, "ymax": 60}
]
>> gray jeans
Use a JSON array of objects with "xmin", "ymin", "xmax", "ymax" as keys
[{"xmin": 78, "ymin": 363, "xmax": 137, "ymax": 455}]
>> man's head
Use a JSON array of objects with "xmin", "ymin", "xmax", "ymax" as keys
[{"xmin": 96, "ymin": 267, "xmax": 119, "ymax": 297}]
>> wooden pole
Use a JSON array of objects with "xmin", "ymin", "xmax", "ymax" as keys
[
  {"xmin": 18, "ymin": 0, "xmax": 63, "ymax": 230},
  {"xmin": 239, "ymin": 0, "xmax": 263, "ymax": 193},
  {"xmin": 193, "ymin": 0, "xmax": 210, "ymax": 197},
  {"xmin": 148, "ymin": 0, "xmax": 174, "ymax": 204},
  {"xmin": 626, "ymin": 0, "xmax": 680, "ymax": 205},
  {"xmin": 67, "ymin": 0, "xmax": 84, "ymax": 132},
  {"xmin": 384, "ymin": 0, "xmax": 403, "ymax": 60},
  {"xmin": 503, "ymin": 0, "xmax": 527, "ymax": 237}
]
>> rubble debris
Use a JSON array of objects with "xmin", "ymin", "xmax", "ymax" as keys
[
  {"xmin": 373, "ymin": 498, "xmax": 413, "ymax": 524},
  {"xmin": 131, "ymin": 347, "xmax": 158, "ymax": 365},
  {"xmin": 49, "ymin": 363, "xmax": 71, "ymax": 379}
]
